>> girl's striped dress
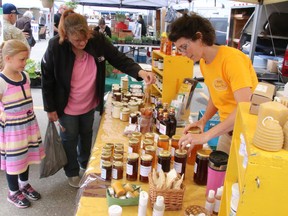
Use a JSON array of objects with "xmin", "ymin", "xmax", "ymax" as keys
[{"xmin": 0, "ymin": 72, "xmax": 45, "ymax": 175}]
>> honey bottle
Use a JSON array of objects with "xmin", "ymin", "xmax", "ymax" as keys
[
  {"xmin": 168, "ymin": 109, "xmax": 177, "ymax": 137},
  {"xmin": 159, "ymin": 112, "xmax": 170, "ymax": 136},
  {"xmin": 156, "ymin": 108, "xmax": 163, "ymax": 133}
]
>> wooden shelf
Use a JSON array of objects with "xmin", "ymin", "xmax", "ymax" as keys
[
  {"xmin": 152, "ymin": 84, "xmax": 162, "ymax": 94},
  {"xmin": 152, "ymin": 66, "xmax": 163, "ymax": 76}
]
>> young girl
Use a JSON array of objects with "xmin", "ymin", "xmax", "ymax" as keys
[{"xmin": 0, "ymin": 40, "xmax": 45, "ymax": 208}]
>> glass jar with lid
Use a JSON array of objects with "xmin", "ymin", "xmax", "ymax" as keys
[
  {"xmin": 120, "ymin": 108, "xmax": 130, "ymax": 122},
  {"xmin": 141, "ymin": 139, "xmax": 154, "ymax": 155},
  {"xmin": 132, "ymin": 131, "xmax": 142, "ymax": 141},
  {"xmin": 140, "ymin": 154, "xmax": 153, "ymax": 183},
  {"xmin": 112, "ymin": 102, "xmax": 123, "ymax": 119},
  {"xmin": 114, "ymin": 147, "xmax": 124, "ymax": 155},
  {"xmin": 194, "ymin": 149, "xmax": 212, "ymax": 185},
  {"xmin": 115, "ymin": 143, "xmax": 124, "ymax": 149},
  {"xmin": 157, "ymin": 150, "xmax": 171, "ymax": 172},
  {"xmin": 171, "ymin": 135, "xmax": 181, "ymax": 161},
  {"xmin": 101, "ymin": 161, "xmax": 112, "ymax": 181},
  {"xmin": 113, "ymin": 153, "xmax": 123, "ymax": 162},
  {"xmin": 105, "ymin": 143, "xmax": 114, "ymax": 153},
  {"xmin": 128, "ymin": 138, "xmax": 140, "ymax": 154},
  {"xmin": 128, "ymin": 101, "xmax": 139, "ymax": 113},
  {"xmin": 174, "ymin": 149, "xmax": 188, "ymax": 177},
  {"xmin": 145, "ymin": 145, "xmax": 156, "ymax": 169},
  {"xmin": 186, "ymin": 127, "xmax": 202, "ymax": 165},
  {"xmin": 157, "ymin": 135, "xmax": 169, "ymax": 155},
  {"xmin": 112, "ymin": 161, "xmax": 123, "ymax": 180},
  {"xmin": 129, "ymin": 113, "xmax": 138, "ymax": 124},
  {"xmin": 100, "ymin": 152, "xmax": 111, "ymax": 169},
  {"xmin": 126, "ymin": 153, "xmax": 139, "ymax": 181},
  {"xmin": 144, "ymin": 132, "xmax": 155, "ymax": 142},
  {"xmin": 158, "ymin": 59, "xmax": 164, "ymax": 70}
]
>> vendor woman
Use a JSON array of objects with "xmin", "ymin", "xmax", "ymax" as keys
[{"xmin": 169, "ymin": 13, "xmax": 258, "ymax": 154}]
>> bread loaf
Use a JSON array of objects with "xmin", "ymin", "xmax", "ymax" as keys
[{"xmin": 111, "ymin": 181, "xmax": 125, "ymax": 197}]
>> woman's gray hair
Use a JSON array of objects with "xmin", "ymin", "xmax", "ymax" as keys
[{"xmin": 23, "ymin": 11, "xmax": 33, "ymax": 19}]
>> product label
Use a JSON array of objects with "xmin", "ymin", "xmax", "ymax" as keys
[
  {"xmin": 255, "ymin": 84, "xmax": 268, "ymax": 93},
  {"xmin": 194, "ymin": 162, "xmax": 198, "ymax": 174},
  {"xmin": 153, "ymin": 208, "xmax": 164, "ymax": 216},
  {"xmin": 126, "ymin": 164, "xmax": 133, "ymax": 175},
  {"xmin": 120, "ymin": 112, "xmax": 123, "ymax": 120},
  {"xmin": 128, "ymin": 146, "xmax": 133, "ymax": 153},
  {"xmin": 140, "ymin": 165, "xmax": 152, "ymax": 177},
  {"xmin": 100, "ymin": 168, "xmax": 106, "ymax": 179},
  {"xmin": 142, "ymin": 149, "xmax": 146, "ymax": 155},
  {"xmin": 174, "ymin": 161, "xmax": 182, "ymax": 174},
  {"xmin": 157, "ymin": 163, "xmax": 162, "ymax": 172},
  {"xmin": 205, "ymin": 202, "xmax": 214, "ymax": 214},
  {"xmin": 171, "ymin": 147, "xmax": 175, "ymax": 157},
  {"xmin": 156, "ymin": 119, "xmax": 160, "ymax": 129},
  {"xmin": 112, "ymin": 168, "xmax": 118, "ymax": 179},
  {"xmin": 159, "ymin": 123, "xmax": 166, "ymax": 135}
]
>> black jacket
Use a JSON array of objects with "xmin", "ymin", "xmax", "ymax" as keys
[
  {"xmin": 94, "ymin": 26, "xmax": 112, "ymax": 38},
  {"xmin": 41, "ymin": 32, "xmax": 142, "ymax": 117}
]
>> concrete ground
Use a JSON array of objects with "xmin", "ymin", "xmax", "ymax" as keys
[{"xmin": 0, "ymin": 39, "xmax": 208, "ymax": 216}]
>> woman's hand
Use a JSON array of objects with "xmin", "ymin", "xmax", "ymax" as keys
[
  {"xmin": 178, "ymin": 132, "xmax": 210, "ymax": 154},
  {"xmin": 183, "ymin": 118, "xmax": 205, "ymax": 134},
  {"xmin": 47, "ymin": 111, "xmax": 58, "ymax": 122},
  {"xmin": 138, "ymin": 70, "xmax": 155, "ymax": 84}
]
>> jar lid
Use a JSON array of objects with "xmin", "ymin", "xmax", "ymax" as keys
[
  {"xmin": 101, "ymin": 152, "xmax": 111, "ymax": 159},
  {"xmin": 114, "ymin": 92, "xmax": 122, "ymax": 95},
  {"xmin": 115, "ymin": 143, "xmax": 124, "ymax": 148},
  {"xmin": 103, "ymin": 145, "xmax": 113, "ymax": 150},
  {"xmin": 132, "ymin": 132, "xmax": 142, "ymax": 138},
  {"xmin": 101, "ymin": 148, "xmax": 112, "ymax": 154},
  {"xmin": 145, "ymin": 132, "xmax": 155, "ymax": 138},
  {"xmin": 143, "ymin": 139, "xmax": 153, "ymax": 145},
  {"xmin": 209, "ymin": 150, "xmax": 229, "ymax": 167},
  {"xmin": 114, "ymin": 154, "xmax": 123, "ymax": 159},
  {"xmin": 105, "ymin": 143, "xmax": 114, "ymax": 148},
  {"xmin": 159, "ymin": 59, "xmax": 163, "ymax": 62},
  {"xmin": 113, "ymin": 102, "xmax": 123, "ymax": 107},
  {"xmin": 113, "ymin": 161, "xmax": 123, "ymax": 167},
  {"xmin": 129, "ymin": 137, "xmax": 139, "ymax": 144},
  {"xmin": 159, "ymin": 150, "xmax": 171, "ymax": 157},
  {"xmin": 121, "ymin": 107, "xmax": 130, "ymax": 113},
  {"xmin": 124, "ymin": 92, "xmax": 132, "ymax": 96},
  {"xmin": 175, "ymin": 149, "xmax": 187, "ymax": 156},
  {"xmin": 128, "ymin": 102, "xmax": 138, "ymax": 107},
  {"xmin": 188, "ymin": 126, "xmax": 201, "ymax": 134},
  {"xmin": 130, "ymin": 84, "xmax": 142, "ymax": 89},
  {"xmin": 127, "ymin": 153, "xmax": 139, "ymax": 160},
  {"xmin": 145, "ymin": 145, "xmax": 156, "ymax": 152},
  {"xmin": 197, "ymin": 149, "xmax": 212, "ymax": 158},
  {"xmin": 102, "ymin": 161, "xmax": 112, "ymax": 167},
  {"xmin": 130, "ymin": 113, "xmax": 137, "ymax": 117},
  {"xmin": 114, "ymin": 147, "xmax": 124, "ymax": 152},
  {"xmin": 172, "ymin": 134, "xmax": 181, "ymax": 140},
  {"xmin": 141, "ymin": 154, "xmax": 153, "ymax": 161},
  {"xmin": 159, "ymin": 135, "xmax": 169, "ymax": 141}
]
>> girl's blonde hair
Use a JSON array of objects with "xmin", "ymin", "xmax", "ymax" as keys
[
  {"xmin": 0, "ymin": 40, "xmax": 30, "ymax": 70},
  {"xmin": 58, "ymin": 10, "xmax": 92, "ymax": 44}
]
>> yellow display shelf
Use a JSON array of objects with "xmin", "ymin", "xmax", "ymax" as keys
[
  {"xmin": 152, "ymin": 84, "xmax": 161, "ymax": 94},
  {"xmin": 219, "ymin": 102, "xmax": 288, "ymax": 216},
  {"xmin": 151, "ymin": 50, "xmax": 193, "ymax": 104}
]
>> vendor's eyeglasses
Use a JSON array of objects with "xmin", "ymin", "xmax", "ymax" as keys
[{"xmin": 177, "ymin": 41, "xmax": 191, "ymax": 54}]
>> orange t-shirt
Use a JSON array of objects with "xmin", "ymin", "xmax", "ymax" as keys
[{"xmin": 200, "ymin": 46, "xmax": 258, "ymax": 121}]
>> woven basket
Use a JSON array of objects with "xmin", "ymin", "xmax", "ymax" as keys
[
  {"xmin": 184, "ymin": 205, "xmax": 211, "ymax": 216},
  {"xmin": 148, "ymin": 173, "xmax": 185, "ymax": 211}
]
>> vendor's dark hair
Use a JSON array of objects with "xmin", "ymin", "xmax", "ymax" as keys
[{"xmin": 168, "ymin": 13, "xmax": 215, "ymax": 46}]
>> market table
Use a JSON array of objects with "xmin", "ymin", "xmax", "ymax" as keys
[{"xmin": 75, "ymin": 95, "xmax": 207, "ymax": 216}]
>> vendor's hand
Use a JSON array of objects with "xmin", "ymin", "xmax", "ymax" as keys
[
  {"xmin": 47, "ymin": 111, "xmax": 58, "ymax": 122},
  {"xmin": 178, "ymin": 133, "xmax": 209, "ymax": 154},
  {"xmin": 183, "ymin": 119, "xmax": 205, "ymax": 134},
  {"xmin": 138, "ymin": 70, "xmax": 155, "ymax": 85}
]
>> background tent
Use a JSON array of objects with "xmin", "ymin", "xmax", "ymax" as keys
[{"xmin": 76, "ymin": 0, "xmax": 168, "ymax": 10}]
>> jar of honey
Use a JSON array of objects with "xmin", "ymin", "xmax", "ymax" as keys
[
  {"xmin": 157, "ymin": 135, "xmax": 169, "ymax": 155},
  {"xmin": 113, "ymin": 154, "xmax": 123, "ymax": 162},
  {"xmin": 157, "ymin": 150, "xmax": 171, "ymax": 172},
  {"xmin": 171, "ymin": 135, "xmax": 181, "ymax": 161},
  {"xmin": 120, "ymin": 108, "xmax": 130, "ymax": 122},
  {"xmin": 132, "ymin": 132, "xmax": 142, "ymax": 142},
  {"xmin": 112, "ymin": 161, "xmax": 123, "ymax": 180},
  {"xmin": 114, "ymin": 147, "xmax": 124, "ymax": 155},
  {"xmin": 174, "ymin": 149, "xmax": 187, "ymax": 177},
  {"xmin": 129, "ymin": 113, "xmax": 138, "ymax": 124},
  {"xmin": 186, "ymin": 127, "xmax": 202, "ymax": 165},
  {"xmin": 105, "ymin": 143, "xmax": 114, "ymax": 153},
  {"xmin": 128, "ymin": 138, "xmax": 140, "ymax": 154},
  {"xmin": 193, "ymin": 149, "xmax": 211, "ymax": 185},
  {"xmin": 126, "ymin": 153, "xmax": 139, "ymax": 181},
  {"xmin": 140, "ymin": 154, "xmax": 153, "ymax": 183},
  {"xmin": 141, "ymin": 139, "xmax": 154, "ymax": 155},
  {"xmin": 100, "ymin": 152, "xmax": 111, "ymax": 169},
  {"xmin": 144, "ymin": 132, "xmax": 155, "ymax": 142},
  {"xmin": 145, "ymin": 145, "xmax": 156, "ymax": 168},
  {"xmin": 115, "ymin": 143, "xmax": 124, "ymax": 149},
  {"xmin": 101, "ymin": 161, "xmax": 112, "ymax": 181}
]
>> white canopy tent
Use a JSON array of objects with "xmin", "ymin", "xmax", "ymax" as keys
[
  {"xmin": 232, "ymin": 0, "xmax": 288, "ymax": 61},
  {"xmin": 2, "ymin": 0, "xmax": 46, "ymax": 9}
]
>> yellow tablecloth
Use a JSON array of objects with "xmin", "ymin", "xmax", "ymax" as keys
[{"xmin": 76, "ymin": 96, "xmax": 206, "ymax": 215}]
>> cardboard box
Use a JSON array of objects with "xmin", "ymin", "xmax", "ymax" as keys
[
  {"xmin": 249, "ymin": 103, "xmax": 260, "ymax": 115},
  {"xmin": 267, "ymin": 59, "xmax": 278, "ymax": 73},
  {"xmin": 251, "ymin": 82, "xmax": 275, "ymax": 105},
  {"xmin": 118, "ymin": 30, "xmax": 133, "ymax": 39}
]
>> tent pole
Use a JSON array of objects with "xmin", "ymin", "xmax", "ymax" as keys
[{"xmin": 249, "ymin": 2, "xmax": 263, "ymax": 62}]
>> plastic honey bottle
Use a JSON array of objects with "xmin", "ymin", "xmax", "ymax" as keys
[
  {"xmin": 205, "ymin": 189, "xmax": 215, "ymax": 214},
  {"xmin": 152, "ymin": 196, "xmax": 165, "ymax": 216},
  {"xmin": 213, "ymin": 186, "xmax": 223, "ymax": 215}
]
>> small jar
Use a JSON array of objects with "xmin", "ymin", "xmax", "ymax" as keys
[
  {"xmin": 101, "ymin": 161, "xmax": 112, "ymax": 181},
  {"xmin": 174, "ymin": 149, "xmax": 187, "ymax": 177},
  {"xmin": 171, "ymin": 135, "xmax": 181, "ymax": 161},
  {"xmin": 128, "ymin": 138, "xmax": 140, "ymax": 154},
  {"xmin": 153, "ymin": 58, "xmax": 159, "ymax": 68},
  {"xmin": 124, "ymin": 92, "xmax": 132, "ymax": 101},
  {"xmin": 120, "ymin": 108, "xmax": 130, "ymax": 122},
  {"xmin": 114, "ymin": 92, "xmax": 122, "ymax": 102},
  {"xmin": 128, "ymin": 101, "xmax": 139, "ymax": 113},
  {"xmin": 105, "ymin": 143, "xmax": 114, "ymax": 153},
  {"xmin": 158, "ymin": 59, "xmax": 164, "ymax": 70},
  {"xmin": 129, "ymin": 113, "xmax": 138, "ymax": 124},
  {"xmin": 186, "ymin": 127, "xmax": 202, "ymax": 165},
  {"xmin": 141, "ymin": 139, "xmax": 154, "ymax": 155},
  {"xmin": 100, "ymin": 152, "xmax": 111, "ymax": 169},
  {"xmin": 132, "ymin": 131, "xmax": 142, "ymax": 142},
  {"xmin": 193, "ymin": 149, "xmax": 211, "ymax": 185},
  {"xmin": 144, "ymin": 132, "xmax": 155, "ymax": 142},
  {"xmin": 112, "ymin": 102, "xmax": 123, "ymax": 119},
  {"xmin": 113, "ymin": 154, "xmax": 123, "ymax": 162},
  {"xmin": 115, "ymin": 143, "xmax": 124, "ymax": 149},
  {"xmin": 140, "ymin": 154, "xmax": 153, "ymax": 183},
  {"xmin": 157, "ymin": 150, "xmax": 171, "ymax": 172},
  {"xmin": 112, "ymin": 161, "xmax": 123, "ymax": 180},
  {"xmin": 157, "ymin": 135, "xmax": 169, "ymax": 155},
  {"xmin": 114, "ymin": 147, "xmax": 124, "ymax": 155},
  {"xmin": 120, "ymin": 76, "xmax": 129, "ymax": 91},
  {"xmin": 126, "ymin": 153, "xmax": 139, "ymax": 181},
  {"xmin": 145, "ymin": 145, "xmax": 156, "ymax": 169},
  {"xmin": 101, "ymin": 147, "xmax": 112, "ymax": 155}
]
